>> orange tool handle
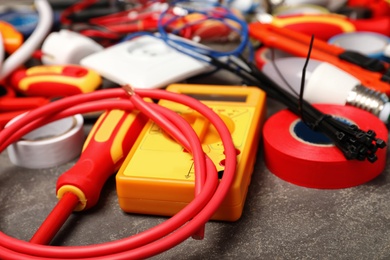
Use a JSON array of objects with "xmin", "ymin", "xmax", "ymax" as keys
[
  {"xmin": 0, "ymin": 21, "xmax": 23, "ymax": 54},
  {"xmin": 56, "ymin": 109, "xmax": 148, "ymax": 211},
  {"xmin": 249, "ymin": 22, "xmax": 390, "ymax": 95},
  {"xmin": 9, "ymin": 65, "xmax": 102, "ymax": 98},
  {"xmin": 268, "ymin": 14, "xmax": 390, "ymax": 41}
]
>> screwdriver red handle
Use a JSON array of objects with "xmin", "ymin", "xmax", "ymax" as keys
[
  {"xmin": 267, "ymin": 14, "xmax": 390, "ymax": 41},
  {"xmin": 9, "ymin": 65, "xmax": 102, "ymax": 98},
  {"xmin": 56, "ymin": 109, "xmax": 148, "ymax": 211},
  {"xmin": 249, "ymin": 22, "xmax": 390, "ymax": 95}
]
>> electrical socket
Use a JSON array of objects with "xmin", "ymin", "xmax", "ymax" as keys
[{"xmin": 80, "ymin": 34, "xmax": 214, "ymax": 89}]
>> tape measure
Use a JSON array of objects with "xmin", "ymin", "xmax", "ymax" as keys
[{"xmin": 116, "ymin": 84, "xmax": 266, "ymax": 221}]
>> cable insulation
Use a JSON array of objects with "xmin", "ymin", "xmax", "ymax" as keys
[
  {"xmin": 29, "ymin": 192, "xmax": 80, "ymax": 245},
  {"xmin": 0, "ymin": 0, "xmax": 53, "ymax": 80},
  {"xmin": 0, "ymin": 87, "xmax": 237, "ymax": 259}
]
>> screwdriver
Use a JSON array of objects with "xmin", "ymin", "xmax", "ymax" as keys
[
  {"xmin": 29, "ymin": 108, "xmax": 148, "ymax": 245},
  {"xmin": 9, "ymin": 65, "xmax": 102, "ymax": 98},
  {"xmin": 0, "ymin": 21, "xmax": 23, "ymax": 54},
  {"xmin": 258, "ymin": 13, "xmax": 390, "ymax": 41},
  {"xmin": 249, "ymin": 22, "xmax": 390, "ymax": 95}
]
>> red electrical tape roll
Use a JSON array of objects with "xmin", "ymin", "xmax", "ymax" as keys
[{"xmin": 263, "ymin": 104, "xmax": 388, "ymax": 189}]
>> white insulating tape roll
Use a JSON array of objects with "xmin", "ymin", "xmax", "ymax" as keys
[{"xmin": 6, "ymin": 114, "xmax": 85, "ymax": 169}]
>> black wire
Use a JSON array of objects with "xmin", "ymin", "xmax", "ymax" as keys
[
  {"xmin": 269, "ymin": 48, "xmax": 299, "ymax": 96},
  {"xmin": 299, "ymin": 35, "xmax": 315, "ymax": 122},
  {"xmin": 147, "ymin": 1, "xmax": 386, "ymax": 163},
  {"xmin": 207, "ymin": 54, "xmax": 386, "ymax": 163},
  {"xmin": 257, "ymin": 36, "xmax": 385, "ymax": 162}
]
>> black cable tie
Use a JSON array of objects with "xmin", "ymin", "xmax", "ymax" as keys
[
  {"xmin": 359, "ymin": 146, "xmax": 368, "ymax": 155},
  {"xmin": 356, "ymin": 153, "xmax": 366, "ymax": 161},
  {"xmin": 343, "ymin": 145, "xmax": 358, "ymax": 160},
  {"xmin": 376, "ymin": 138, "xmax": 387, "ymax": 149},
  {"xmin": 366, "ymin": 130, "xmax": 376, "ymax": 138},
  {"xmin": 337, "ymin": 132, "xmax": 346, "ymax": 141},
  {"xmin": 367, "ymin": 153, "xmax": 378, "ymax": 163},
  {"xmin": 308, "ymin": 114, "xmax": 332, "ymax": 131}
]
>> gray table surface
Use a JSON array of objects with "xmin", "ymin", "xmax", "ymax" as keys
[
  {"xmin": 1, "ymin": 68, "xmax": 390, "ymax": 260},
  {"xmin": 2, "ymin": 1, "xmax": 390, "ymax": 259}
]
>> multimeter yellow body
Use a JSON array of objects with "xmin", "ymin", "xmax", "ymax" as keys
[{"xmin": 116, "ymin": 84, "xmax": 266, "ymax": 221}]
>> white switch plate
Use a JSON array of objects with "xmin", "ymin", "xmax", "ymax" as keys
[{"xmin": 80, "ymin": 35, "xmax": 213, "ymax": 89}]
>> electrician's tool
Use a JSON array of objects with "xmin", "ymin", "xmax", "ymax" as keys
[
  {"xmin": 249, "ymin": 22, "xmax": 390, "ymax": 95},
  {"xmin": 9, "ymin": 65, "xmax": 102, "ymax": 98},
  {"xmin": 116, "ymin": 84, "xmax": 266, "ymax": 222},
  {"xmin": 257, "ymin": 13, "xmax": 390, "ymax": 41},
  {"xmin": 30, "ymin": 108, "xmax": 148, "ymax": 244},
  {"xmin": 0, "ymin": 21, "xmax": 23, "ymax": 54}
]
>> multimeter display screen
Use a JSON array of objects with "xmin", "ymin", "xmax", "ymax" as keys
[{"xmin": 185, "ymin": 93, "xmax": 247, "ymax": 102}]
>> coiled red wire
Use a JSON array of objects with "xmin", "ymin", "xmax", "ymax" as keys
[{"xmin": 0, "ymin": 87, "xmax": 237, "ymax": 259}]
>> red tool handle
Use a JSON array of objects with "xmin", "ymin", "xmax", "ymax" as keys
[
  {"xmin": 56, "ymin": 109, "xmax": 148, "ymax": 211},
  {"xmin": 351, "ymin": 16, "xmax": 390, "ymax": 36},
  {"xmin": 348, "ymin": 0, "xmax": 390, "ymax": 18},
  {"xmin": 9, "ymin": 65, "xmax": 102, "ymax": 98},
  {"xmin": 269, "ymin": 14, "xmax": 390, "ymax": 41},
  {"xmin": 249, "ymin": 22, "xmax": 390, "ymax": 95}
]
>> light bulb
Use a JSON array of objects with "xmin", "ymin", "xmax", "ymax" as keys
[{"xmin": 262, "ymin": 57, "xmax": 390, "ymax": 124}]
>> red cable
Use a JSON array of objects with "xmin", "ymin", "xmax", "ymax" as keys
[
  {"xmin": 29, "ymin": 192, "xmax": 80, "ymax": 245},
  {"xmin": 88, "ymin": 1, "xmax": 164, "ymax": 25},
  {"xmin": 29, "ymin": 97, "xmax": 207, "ymax": 245},
  {"xmin": 79, "ymin": 29, "xmax": 121, "ymax": 40},
  {"xmin": 0, "ymin": 87, "xmax": 236, "ymax": 259},
  {"xmin": 3, "ymin": 89, "xmax": 224, "ymax": 258},
  {"xmin": 60, "ymin": 0, "xmax": 99, "ymax": 26}
]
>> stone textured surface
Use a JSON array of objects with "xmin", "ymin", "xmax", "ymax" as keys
[
  {"xmin": 2, "ymin": 2, "xmax": 390, "ymax": 259},
  {"xmin": 2, "ymin": 94, "xmax": 390, "ymax": 259}
]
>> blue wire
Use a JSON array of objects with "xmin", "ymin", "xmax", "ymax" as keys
[
  {"xmin": 121, "ymin": 31, "xmax": 155, "ymax": 41},
  {"xmin": 122, "ymin": 0, "xmax": 254, "ymax": 63},
  {"xmin": 156, "ymin": 0, "xmax": 251, "ymax": 59}
]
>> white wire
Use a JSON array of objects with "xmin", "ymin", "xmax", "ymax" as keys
[{"xmin": 0, "ymin": 0, "xmax": 53, "ymax": 81}]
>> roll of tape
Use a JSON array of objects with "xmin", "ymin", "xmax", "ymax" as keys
[
  {"xmin": 6, "ymin": 114, "xmax": 84, "ymax": 169},
  {"xmin": 263, "ymin": 104, "xmax": 388, "ymax": 189},
  {"xmin": 328, "ymin": 32, "xmax": 390, "ymax": 61}
]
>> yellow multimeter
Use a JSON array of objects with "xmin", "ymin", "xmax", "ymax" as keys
[{"xmin": 116, "ymin": 84, "xmax": 266, "ymax": 221}]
